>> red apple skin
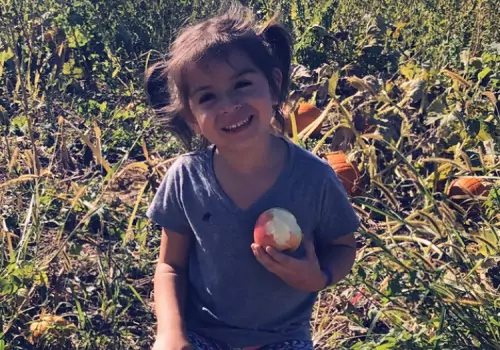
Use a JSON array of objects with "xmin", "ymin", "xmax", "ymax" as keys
[
  {"xmin": 254, "ymin": 211, "xmax": 278, "ymax": 248},
  {"xmin": 253, "ymin": 209, "xmax": 302, "ymax": 251}
]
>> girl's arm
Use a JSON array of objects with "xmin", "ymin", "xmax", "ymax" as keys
[
  {"xmin": 154, "ymin": 227, "xmax": 191, "ymax": 339},
  {"xmin": 317, "ymin": 232, "xmax": 357, "ymax": 286}
]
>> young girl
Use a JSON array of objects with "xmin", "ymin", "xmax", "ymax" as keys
[{"xmin": 144, "ymin": 3, "xmax": 360, "ymax": 350}]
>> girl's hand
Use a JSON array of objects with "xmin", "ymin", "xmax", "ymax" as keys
[
  {"xmin": 152, "ymin": 333, "xmax": 194, "ymax": 350},
  {"xmin": 251, "ymin": 238, "xmax": 328, "ymax": 292}
]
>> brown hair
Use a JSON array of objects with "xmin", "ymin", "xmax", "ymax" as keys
[{"xmin": 144, "ymin": 2, "xmax": 293, "ymax": 151}]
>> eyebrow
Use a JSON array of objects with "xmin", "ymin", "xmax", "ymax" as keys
[{"xmin": 189, "ymin": 68, "xmax": 258, "ymax": 97}]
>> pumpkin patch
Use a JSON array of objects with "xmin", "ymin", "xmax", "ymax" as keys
[
  {"xmin": 285, "ymin": 102, "xmax": 323, "ymax": 137},
  {"xmin": 447, "ymin": 177, "xmax": 487, "ymax": 198},
  {"xmin": 324, "ymin": 152, "xmax": 361, "ymax": 195}
]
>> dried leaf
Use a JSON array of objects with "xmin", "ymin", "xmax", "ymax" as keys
[
  {"xmin": 59, "ymin": 117, "xmax": 113, "ymax": 174},
  {"xmin": 142, "ymin": 138, "xmax": 150, "ymax": 162},
  {"xmin": 441, "ymin": 69, "xmax": 472, "ymax": 88},
  {"xmin": 8, "ymin": 147, "xmax": 20, "ymax": 173},
  {"xmin": 112, "ymin": 66, "xmax": 120, "ymax": 78},
  {"xmin": 482, "ymin": 91, "xmax": 498, "ymax": 109},
  {"xmin": 125, "ymin": 181, "xmax": 149, "ymax": 243},
  {"xmin": 291, "ymin": 64, "xmax": 312, "ymax": 80},
  {"xmin": 116, "ymin": 162, "xmax": 149, "ymax": 179},
  {"xmin": 0, "ymin": 171, "xmax": 51, "ymax": 190},
  {"xmin": 328, "ymin": 70, "xmax": 340, "ymax": 98},
  {"xmin": 426, "ymin": 98, "xmax": 446, "ymax": 113},
  {"xmin": 70, "ymin": 184, "xmax": 88, "ymax": 210},
  {"xmin": 347, "ymin": 76, "xmax": 378, "ymax": 96},
  {"xmin": 400, "ymin": 78, "xmax": 426, "ymax": 103},
  {"xmin": 93, "ymin": 121, "xmax": 103, "ymax": 164}
]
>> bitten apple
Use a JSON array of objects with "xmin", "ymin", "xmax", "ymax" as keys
[{"xmin": 254, "ymin": 208, "xmax": 302, "ymax": 251}]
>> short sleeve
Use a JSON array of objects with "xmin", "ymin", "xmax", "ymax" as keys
[
  {"xmin": 146, "ymin": 160, "xmax": 192, "ymax": 235},
  {"xmin": 314, "ymin": 167, "xmax": 360, "ymax": 243}
]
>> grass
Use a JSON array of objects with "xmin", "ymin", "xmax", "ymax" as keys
[{"xmin": 1, "ymin": 0, "xmax": 499, "ymax": 349}]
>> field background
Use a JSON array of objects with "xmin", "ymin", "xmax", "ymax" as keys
[{"xmin": 1, "ymin": 0, "xmax": 499, "ymax": 349}]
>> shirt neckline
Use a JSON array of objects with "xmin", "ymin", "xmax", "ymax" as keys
[{"xmin": 204, "ymin": 136, "xmax": 296, "ymax": 216}]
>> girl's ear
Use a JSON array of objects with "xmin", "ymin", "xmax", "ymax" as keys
[{"xmin": 271, "ymin": 68, "xmax": 283, "ymax": 105}]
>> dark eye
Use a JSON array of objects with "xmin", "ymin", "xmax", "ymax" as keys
[
  {"xmin": 235, "ymin": 80, "xmax": 252, "ymax": 89},
  {"xmin": 199, "ymin": 93, "xmax": 215, "ymax": 104}
]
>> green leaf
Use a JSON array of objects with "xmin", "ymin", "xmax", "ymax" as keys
[
  {"xmin": 68, "ymin": 28, "xmax": 89, "ymax": 48},
  {"xmin": 0, "ymin": 47, "xmax": 14, "ymax": 63},
  {"xmin": 470, "ymin": 58, "xmax": 483, "ymax": 70},
  {"xmin": 478, "ymin": 229, "xmax": 499, "ymax": 257},
  {"xmin": 375, "ymin": 342, "xmax": 396, "ymax": 350},
  {"xmin": 10, "ymin": 115, "xmax": 28, "ymax": 130},
  {"xmin": 99, "ymin": 102, "xmax": 107, "ymax": 113},
  {"xmin": 478, "ymin": 120, "xmax": 493, "ymax": 141},
  {"xmin": 478, "ymin": 68, "xmax": 492, "ymax": 81},
  {"xmin": 400, "ymin": 64, "xmax": 416, "ymax": 80},
  {"xmin": 63, "ymin": 59, "xmax": 75, "ymax": 75},
  {"xmin": 0, "ymin": 47, "xmax": 14, "ymax": 77},
  {"xmin": 490, "ymin": 316, "xmax": 500, "ymax": 327},
  {"xmin": 112, "ymin": 66, "xmax": 121, "ymax": 78},
  {"xmin": 0, "ymin": 277, "xmax": 17, "ymax": 295},
  {"xmin": 357, "ymin": 267, "xmax": 367, "ymax": 280},
  {"xmin": 33, "ymin": 270, "xmax": 48, "ymax": 287},
  {"xmin": 128, "ymin": 284, "xmax": 148, "ymax": 310},
  {"xmin": 63, "ymin": 59, "xmax": 84, "ymax": 78}
]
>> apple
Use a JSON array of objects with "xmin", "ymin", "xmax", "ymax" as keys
[{"xmin": 254, "ymin": 208, "xmax": 302, "ymax": 251}]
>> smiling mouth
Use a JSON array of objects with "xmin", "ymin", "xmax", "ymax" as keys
[{"xmin": 221, "ymin": 115, "xmax": 254, "ymax": 132}]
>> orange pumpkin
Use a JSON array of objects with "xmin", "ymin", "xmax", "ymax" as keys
[
  {"xmin": 447, "ymin": 177, "xmax": 487, "ymax": 199},
  {"xmin": 325, "ymin": 152, "xmax": 360, "ymax": 195},
  {"xmin": 285, "ymin": 103, "xmax": 323, "ymax": 137},
  {"xmin": 28, "ymin": 314, "xmax": 75, "ymax": 344}
]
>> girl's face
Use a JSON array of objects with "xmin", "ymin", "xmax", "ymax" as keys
[{"xmin": 184, "ymin": 49, "xmax": 281, "ymax": 152}]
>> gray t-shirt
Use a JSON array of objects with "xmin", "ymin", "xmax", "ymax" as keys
[{"xmin": 146, "ymin": 137, "xmax": 360, "ymax": 347}]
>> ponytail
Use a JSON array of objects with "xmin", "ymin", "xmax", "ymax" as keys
[
  {"xmin": 256, "ymin": 15, "xmax": 293, "ymax": 135},
  {"xmin": 145, "ymin": 61, "xmax": 169, "ymax": 111},
  {"xmin": 257, "ymin": 16, "xmax": 293, "ymax": 103},
  {"xmin": 144, "ymin": 61, "xmax": 198, "ymax": 150}
]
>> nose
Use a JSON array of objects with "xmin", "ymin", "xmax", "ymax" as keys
[{"xmin": 219, "ymin": 94, "xmax": 242, "ymax": 115}]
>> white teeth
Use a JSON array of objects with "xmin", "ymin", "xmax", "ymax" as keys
[{"xmin": 224, "ymin": 116, "xmax": 251, "ymax": 131}]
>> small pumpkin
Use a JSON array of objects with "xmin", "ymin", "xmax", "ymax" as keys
[
  {"xmin": 28, "ymin": 314, "xmax": 75, "ymax": 344},
  {"xmin": 446, "ymin": 177, "xmax": 487, "ymax": 199},
  {"xmin": 285, "ymin": 102, "xmax": 323, "ymax": 137},
  {"xmin": 324, "ymin": 152, "xmax": 360, "ymax": 195}
]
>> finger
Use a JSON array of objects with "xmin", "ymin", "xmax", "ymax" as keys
[
  {"xmin": 265, "ymin": 246, "xmax": 293, "ymax": 266},
  {"xmin": 254, "ymin": 245, "xmax": 278, "ymax": 268},
  {"xmin": 252, "ymin": 245, "xmax": 287, "ymax": 275}
]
